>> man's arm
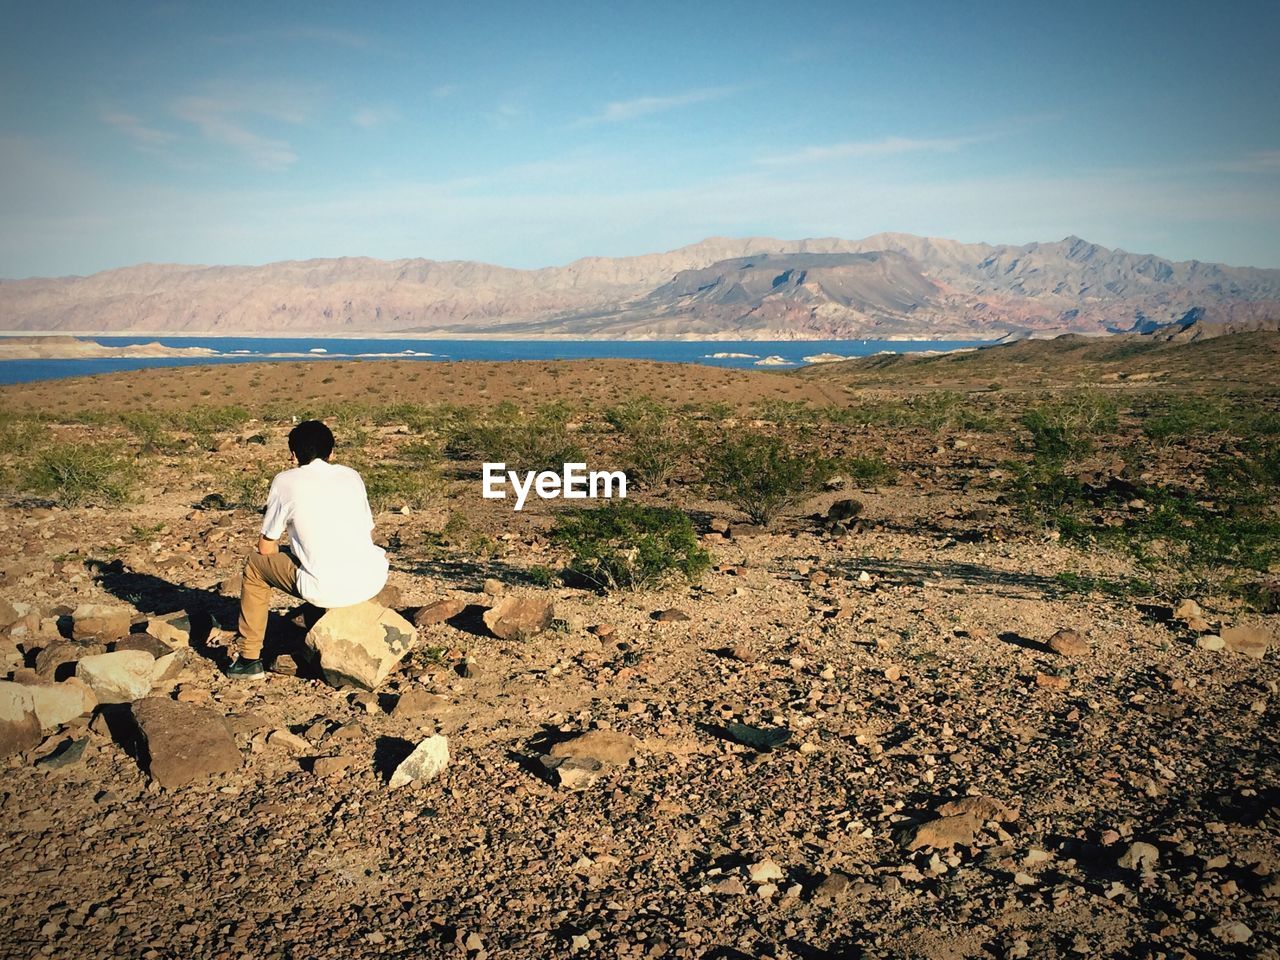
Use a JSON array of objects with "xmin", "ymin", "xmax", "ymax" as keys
[{"xmin": 258, "ymin": 476, "xmax": 289, "ymax": 553}]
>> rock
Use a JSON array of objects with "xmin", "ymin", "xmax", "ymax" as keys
[
  {"xmin": 826, "ymin": 499, "xmax": 863, "ymax": 524},
  {"xmin": 936, "ymin": 795, "xmax": 1017, "ymax": 822},
  {"xmin": 131, "ymin": 697, "xmax": 241, "ymax": 788},
  {"xmin": 482, "ymin": 578, "xmax": 504, "ymax": 597},
  {"xmin": 413, "ymin": 598, "xmax": 466, "ymax": 627},
  {"xmin": 0, "ymin": 598, "xmax": 20, "ymax": 629},
  {"xmin": 1035, "ymin": 672, "xmax": 1070, "ymax": 690},
  {"xmin": 387, "ymin": 734, "xmax": 450, "ymax": 789},
  {"xmin": 813, "ymin": 871, "xmax": 853, "ymax": 903},
  {"xmin": 1047, "ymin": 629, "xmax": 1089, "ymax": 657},
  {"xmin": 266, "ymin": 729, "xmax": 311, "ymax": 754},
  {"xmin": 71, "ymin": 603, "xmax": 134, "ymax": 641},
  {"xmin": 76, "ymin": 650, "xmax": 156, "ymax": 703},
  {"xmin": 149, "ymin": 647, "xmax": 186, "ymax": 686},
  {"xmin": 1172, "ymin": 598, "xmax": 1204, "ymax": 622},
  {"xmin": 1212, "ymin": 921, "xmax": 1252, "ymax": 944},
  {"xmin": 548, "ymin": 731, "xmax": 638, "ymax": 766},
  {"xmin": 725, "ymin": 722, "xmax": 792, "ymax": 751},
  {"xmin": 34, "ymin": 640, "xmax": 105, "ymax": 680},
  {"xmin": 25, "ymin": 677, "xmax": 96, "ymax": 731},
  {"xmin": 904, "ymin": 814, "xmax": 980, "ymax": 851},
  {"xmin": 709, "ymin": 519, "xmax": 730, "ymax": 534},
  {"xmin": 0, "ymin": 681, "xmax": 41, "ymax": 757},
  {"xmin": 729, "ymin": 524, "xmax": 765, "ymax": 539},
  {"xmin": 269, "ymin": 654, "xmax": 299, "ymax": 676},
  {"xmin": 373, "ymin": 583, "xmax": 402, "ymax": 609},
  {"xmin": 145, "ymin": 612, "xmax": 192, "ymax": 649},
  {"xmin": 1117, "ymin": 841, "xmax": 1159, "ymax": 872},
  {"xmin": 1197, "ymin": 634, "xmax": 1226, "ymax": 651},
  {"xmin": 392, "ymin": 688, "xmax": 450, "ymax": 718},
  {"xmin": 747, "ymin": 860, "xmax": 784, "ymax": 884},
  {"xmin": 1221, "ymin": 624, "xmax": 1271, "ymax": 659},
  {"xmin": 482, "ymin": 595, "xmax": 554, "ymax": 642},
  {"xmin": 456, "ymin": 657, "xmax": 483, "ymax": 679},
  {"xmin": 541, "ymin": 754, "xmax": 603, "ymax": 790},
  {"xmin": 304, "ymin": 601, "xmax": 418, "ymax": 690},
  {"xmin": 114, "ymin": 633, "xmax": 171, "ymax": 659},
  {"xmin": 312, "ymin": 755, "xmax": 359, "ymax": 778},
  {"xmin": 34, "ymin": 735, "xmax": 88, "ymax": 770},
  {"xmin": 652, "ymin": 608, "xmax": 691, "ymax": 622},
  {"xmin": 710, "ymin": 877, "xmax": 747, "ymax": 896}
]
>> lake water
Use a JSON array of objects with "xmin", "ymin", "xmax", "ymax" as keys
[{"xmin": 0, "ymin": 336, "xmax": 993, "ymax": 386}]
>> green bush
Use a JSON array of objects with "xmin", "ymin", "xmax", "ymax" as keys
[
  {"xmin": 604, "ymin": 398, "xmax": 688, "ymax": 488},
  {"xmin": 446, "ymin": 402, "xmax": 583, "ymax": 471},
  {"xmin": 21, "ymin": 444, "xmax": 136, "ymax": 504},
  {"xmin": 704, "ymin": 432, "xmax": 832, "ymax": 526},
  {"xmin": 843, "ymin": 454, "xmax": 897, "ymax": 484},
  {"xmin": 1020, "ymin": 391, "xmax": 1119, "ymax": 463},
  {"xmin": 551, "ymin": 502, "xmax": 709, "ymax": 590}
]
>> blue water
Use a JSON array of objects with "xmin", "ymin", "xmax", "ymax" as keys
[{"xmin": 0, "ymin": 336, "xmax": 993, "ymax": 386}]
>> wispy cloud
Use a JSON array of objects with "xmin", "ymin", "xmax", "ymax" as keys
[
  {"xmin": 431, "ymin": 83, "xmax": 459, "ymax": 99},
  {"xmin": 1217, "ymin": 149, "xmax": 1280, "ymax": 174},
  {"xmin": 99, "ymin": 110, "xmax": 176, "ymax": 149},
  {"xmin": 210, "ymin": 25, "xmax": 374, "ymax": 51},
  {"xmin": 575, "ymin": 85, "xmax": 739, "ymax": 125},
  {"xmin": 351, "ymin": 105, "xmax": 400, "ymax": 129},
  {"xmin": 172, "ymin": 94, "xmax": 300, "ymax": 170},
  {"xmin": 757, "ymin": 134, "xmax": 985, "ymax": 166}
]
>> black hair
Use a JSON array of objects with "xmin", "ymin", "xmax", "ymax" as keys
[{"xmin": 288, "ymin": 420, "xmax": 335, "ymax": 465}]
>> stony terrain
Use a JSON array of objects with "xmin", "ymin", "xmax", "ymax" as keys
[{"xmin": 0, "ymin": 339, "xmax": 1277, "ymax": 960}]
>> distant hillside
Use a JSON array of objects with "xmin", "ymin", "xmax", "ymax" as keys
[{"xmin": 1, "ymin": 234, "xmax": 1277, "ymax": 339}]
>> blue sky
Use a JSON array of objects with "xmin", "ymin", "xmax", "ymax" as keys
[{"xmin": 1, "ymin": 0, "xmax": 1278, "ymax": 278}]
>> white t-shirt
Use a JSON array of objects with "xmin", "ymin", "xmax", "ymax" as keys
[{"xmin": 260, "ymin": 459, "xmax": 389, "ymax": 609}]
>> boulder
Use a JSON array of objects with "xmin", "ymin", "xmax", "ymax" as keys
[
  {"xmin": 413, "ymin": 598, "xmax": 466, "ymax": 627},
  {"xmin": 903, "ymin": 813, "xmax": 980, "ymax": 851},
  {"xmin": 26, "ymin": 678, "xmax": 97, "ymax": 731},
  {"xmin": 131, "ymin": 696, "xmax": 240, "ymax": 788},
  {"xmin": 145, "ymin": 612, "xmax": 192, "ymax": 649},
  {"xmin": 482, "ymin": 596, "xmax": 554, "ymax": 642},
  {"xmin": 76, "ymin": 650, "xmax": 156, "ymax": 703},
  {"xmin": 304, "ymin": 601, "xmax": 418, "ymax": 690},
  {"xmin": 1221, "ymin": 624, "xmax": 1272, "ymax": 659},
  {"xmin": 392, "ymin": 688, "xmax": 450, "ymax": 718},
  {"xmin": 0, "ymin": 681, "xmax": 41, "ymax": 757},
  {"xmin": 548, "ymin": 731, "xmax": 638, "ymax": 766},
  {"xmin": 1172, "ymin": 598, "xmax": 1204, "ymax": 622},
  {"xmin": 1047, "ymin": 629, "xmax": 1089, "ymax": 658},
  {"xmin": 71, "ymin": 603, "xmax": 134, "ymax": 641},
  {"xmin": 35, "ymin": 641, "xmax": 105, "ymax": 680},
  {"xmin": 114, "ymin": 633, "xmax": 172, "ymax": 659},
  {"xmin": 373, "ymin": 583, "xmax": 403, "ymax": 609},
  {"xmin": 387, "ymin": 734, "xmax": 450, "ymax": 789}
]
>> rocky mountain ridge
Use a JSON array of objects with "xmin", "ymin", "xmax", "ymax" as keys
[{"xmin": 2, "ymin": 234, "xmax": 1277, "ymax": 339}]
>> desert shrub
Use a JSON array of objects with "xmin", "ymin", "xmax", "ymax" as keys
[
  {"xmin": 360, "ymin": 464, "xmax": 438, "ymax": 511},
  {"xmin": 754, "ymin": 400, "xmax": 817, "ymax": 425},
  {"xmin": 704, "ymin": 431, "xmax": 833, "ymax": 525},
  {"xmin": 118, "ymin": 411, "xmax": 179, "ymax": 453},
  {"xmin": 181, "ymin": 405, "xmax": 252, "ymax": 449},
  {"xmin": 0, "ymin": 411, "xmax": 44, "ymax": 456},
  {"xmin": 842, "ymin": 454, "xmax": 897, "ymax": 484},
  {"xmin": 604, "ymin": 398, "xmax": 688, "ymax": 488},
  {"xmin": 446, "ymin": 401, "xmax": 583, "ymax": 471},
  {"xmin": 824, "ymin": 392, "xmax": 997, "ymax": 431},
  {"xmin": 223, "ymin": 461, "xmax": 277, "ymax": 510},
  {"xmin": 21, "ymin": 444, "xmax": 135, "ymax": 504},
  {"xmin": 1020, "ymin": 391, "xmax": 1119, "ymax": 463},
  {"xmin": 551, "ymin": 502, "xmax": 709, "ymax": 590}
]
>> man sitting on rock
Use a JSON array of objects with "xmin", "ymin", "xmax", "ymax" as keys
[{"xmin": 226, "ymin": 420, "xmax": 389, "ymax": 680}]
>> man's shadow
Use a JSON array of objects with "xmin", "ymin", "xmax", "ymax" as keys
[{"xmin": 87, "ymin": 558, "xmax": 313, "ymax": 669}]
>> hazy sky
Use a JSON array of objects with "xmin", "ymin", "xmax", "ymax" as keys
[{"xmin": 2, "ymin": 0, "xmax": 1278, "ymax": 278}]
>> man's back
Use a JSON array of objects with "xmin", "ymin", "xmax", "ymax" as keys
[{"xmin": 262, "ymin": 459, "xmax": 389, "ymax": 608}]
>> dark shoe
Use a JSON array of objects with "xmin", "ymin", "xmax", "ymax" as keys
[{"xmin": 226, "ymin": 656, "xmax": 266, "ymax": 681}]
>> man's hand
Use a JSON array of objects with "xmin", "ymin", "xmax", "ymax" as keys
[{"xmin": 257, "ymin": 535, "xmax": 280, "ymax": 556}]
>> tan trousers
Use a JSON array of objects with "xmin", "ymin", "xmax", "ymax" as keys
[{"xmin": 237, "ymin": 552, "xmax": 301, "ymax": 660}]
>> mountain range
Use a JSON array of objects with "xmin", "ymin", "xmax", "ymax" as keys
[{"xmin": 2, "ymin": 234, "xmax": 1278, "ymax": 340}]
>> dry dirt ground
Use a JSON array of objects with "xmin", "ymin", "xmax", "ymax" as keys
[{"xmin": 0, "ymin": 339, "xmax": 1277, "ymax": 960}]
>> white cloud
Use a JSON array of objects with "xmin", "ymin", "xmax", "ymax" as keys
[
  {"xmin": 99, "ymin": 110, "xmax": 177, "ymax": 149},
  {"xmin": 575, "ymin": 85, "xmax": 739, "ymax": 125},
  {"xmin": 1217, "ymin": 150, "xmax": 1280, "ymax": 174},
  {"xmin": 757, "ymin": 134, "xmax": 984, "ymax": 166},
  {"xmin": 351, "ymin": 105, "xmax": 400, "ymax": 129},
  {"xmin": 168, "ymin": 83, "xmax": 315, "ymax": 170}
]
